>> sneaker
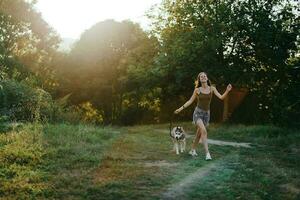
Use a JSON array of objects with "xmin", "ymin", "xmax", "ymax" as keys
[
  {"xmin": 189, "ymin": 150, "xmax": 198, "ymax": 156},
  {"xmin": 205, "ymin": 153, "xmax": 212, "ymax": 160}
]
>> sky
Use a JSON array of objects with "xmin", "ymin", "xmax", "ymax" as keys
[{"xmin": 35, "ymin": 0, "xmax": 162, "ymax": 39}]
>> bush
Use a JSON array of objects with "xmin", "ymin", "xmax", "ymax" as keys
[
  {"xmin": 0, "ymin": 80, "xmax": 53, "ymax": 122},
  {"xmin": 232, "ymin": 64, "xmax": 300, "ymax": 127},
  {"xmin": 0, "ymin": 124, "xmax": 47, "ymax": 198},
  {"xmin": 51, "ymin": 98, "xmax": 104, "ymax": 125}
]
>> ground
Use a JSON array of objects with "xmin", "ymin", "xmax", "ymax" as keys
[{"xmin": 0, "ymin": 122, "xmax": 299, "ymax": 199}]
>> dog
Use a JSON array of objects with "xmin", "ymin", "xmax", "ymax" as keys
[{"xmin": 170, "ymin": 126, "xmax": 186, "ymax": 155}]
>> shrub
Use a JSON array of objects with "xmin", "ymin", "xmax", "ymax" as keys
[
  {"xmin": 0, "ymin": 80, "xmax": 53, "ymax": 122},
  {"xmin": 0, "ymin": 124, "xmax": 47, "ymax": 198}
]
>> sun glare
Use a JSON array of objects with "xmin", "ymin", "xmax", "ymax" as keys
[{"xmin": 36, "ymin": 0, "xmax": 161, "ymax": 39}]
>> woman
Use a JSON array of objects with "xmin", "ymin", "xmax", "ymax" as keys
[{"xmin": 174, "ymin": 72, "xmax": 232, "ymax": 160}]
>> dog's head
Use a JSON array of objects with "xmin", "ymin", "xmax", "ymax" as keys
[{"xmin": 172, "ymin": 126, "xmax": 185, "ymax": 140}]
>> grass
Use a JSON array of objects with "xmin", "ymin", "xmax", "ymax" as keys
[{"xmin": 0, "ymin": 122, "xmax": 299, "ymax": 199}]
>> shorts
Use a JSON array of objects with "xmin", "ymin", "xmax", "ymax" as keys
[{"xmin": 193, "ymin": 107, "xmax": 210, "ymax": 127}]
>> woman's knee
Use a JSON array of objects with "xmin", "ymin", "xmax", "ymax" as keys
[
  {"xmin": 197, "ymin": 125, "xmax": 205, "ymax": 133},
  {"xmin": 196, "ymin": 119, "xmax": 204, "ymax": 127},
  {"xmin": 197, "ymin": 126, "xmax": 207, "ymax": 136}
]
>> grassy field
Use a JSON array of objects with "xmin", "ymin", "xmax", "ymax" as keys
[{"xmin": 0, "ymin": 122, "xmax": 299, "ymax": 199}]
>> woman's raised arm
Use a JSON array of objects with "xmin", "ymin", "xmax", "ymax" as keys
[
  {"xmin": 174, "ymin": 88, "xmax": 198, "ymax": 114},
  {"xmin": 212, "ymin": 84, "xmax": 232, "ymax": 100}
]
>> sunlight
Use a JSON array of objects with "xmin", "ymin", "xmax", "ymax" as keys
[{"xmin": 35, "ymin": 0, "xmax": 161, "ymax": 39}]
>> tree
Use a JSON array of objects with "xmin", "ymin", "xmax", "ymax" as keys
[
  {"xmin": 57, "ymin": 20, "xmax": 159, "ymax": 123},
  {"xmin": 0, "ymin": 0, "xmax": 60, "ymax": 91},
  {"xmin": 148, "ymin": 0, "xmax": 299, "ymax": 125}
]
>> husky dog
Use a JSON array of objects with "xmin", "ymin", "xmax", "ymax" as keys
[{"xmin": 170, "ymin": 126, "xmax": 186, "ymax": 155}]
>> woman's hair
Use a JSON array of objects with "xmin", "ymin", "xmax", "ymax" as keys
[{"xmin": 195, "ymin": 72, "xmax": 211, "ymax": 88}]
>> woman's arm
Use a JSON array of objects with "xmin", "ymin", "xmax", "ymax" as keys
[
  {"xmin": 212, "ymin": 84, "xmax": 232, "ymax": 100},
  {"xmin": 174, "ymin": 88, "xmax": 198, "ymax": 114}
]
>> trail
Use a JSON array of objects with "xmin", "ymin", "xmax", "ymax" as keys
[
  {"xmin": 162, "ymin": 155, "xmax": 238, "ymax": 199},
  {"xmin": 156, "ymin": 129, "xmax": 252, "ymax": 148}
]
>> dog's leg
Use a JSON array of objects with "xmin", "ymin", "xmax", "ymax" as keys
[
  {"xmin": 173, "ymin": 143, "xmax": 176, "ymax": 151},
  {"xmin": 175, "ymin": 142, "xmax": 179, "ymax": 155},
  {"xmin": 172, "ymin": 139, "xmax": 176, "ymax": 152},
  {"xmin": 182, "ymin": 139, "xmax": 186, "ymax": 152},
  {"xmin": 180, "ymin": 141, "xmax": 184, "ymax": 153}
]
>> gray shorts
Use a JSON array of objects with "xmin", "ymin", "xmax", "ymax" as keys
[{"xmin": 193, "ymin": 107, "xmax": 210, "ymax": 127}]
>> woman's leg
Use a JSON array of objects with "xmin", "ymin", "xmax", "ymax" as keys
[
  {"xmin": 200, "ymin": 125, "xmax": 209, "ymax": 154},
  {"xmin": 191, "ymin": 119, "xmax": 203, "ymax": 150},
  {"xmin": 200, "ymin": 123, "xmax": 212, "ymax": 160},
  {"xmin": 196, "ymin": 120, "xmax": 211, "ymax": 157},
  {"xmin": 195, "ymin": 120, "xmax": 209, "ymax": 153},
  {"xmin": 192, "ymin": 128, "xmax": 201, "ymax": 150}
]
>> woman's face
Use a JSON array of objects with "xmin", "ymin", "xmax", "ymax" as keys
[{"xmin": 199, "ymin": 73, "xmax": 208, "ymax": 83}]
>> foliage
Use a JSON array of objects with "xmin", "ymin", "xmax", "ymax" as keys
[
  {"xmin": 0, "ymin": 124, "xmax": 47, "ymax": 199},
  {"xmin": 0, "ymin": 79, "xmax": 53, "ymax": 122},
  {"xmin": 51, "ymin": 95, "xmax": 104, "ymax": 124},
  {"xmin": 1, "ymin": 0, "xmax": 299, "ymax": 126},
  {"xmin": 148, "ymin": 0, "xmax": 299, "ymax": 126},
  {"xmin": 55, "ymin": 20, "xmax": 159, "ymax": 124},
  {"xmin": 120, "ymin": 87, "xmax": 162, "ymax": 125},
  {"xmin": 76, "ymin": 102, "xmax": 104, "ymax": 124},
  {"xmin": 0, "ymin": 80, "xmax": 105, "ymax": 125},
  {"xmin": 0, "ymin": 0, "xmax": 61, "ymax": 91}
]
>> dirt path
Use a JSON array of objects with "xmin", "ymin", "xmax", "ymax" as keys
[
  {"xmin": 206, "ymin": 139, "xmax": 251, "ymax": 148},
  {"xmin": 162, "ymin": 154, "xmax": 238, "ymax": 199},
  {"xmin": 156, "ymin": 129, "xmax": 252, "ymax": 148}
]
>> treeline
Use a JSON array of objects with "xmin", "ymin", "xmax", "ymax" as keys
[{"xmin": 0, "ymin": 0, "xmax": 299, "ymax": 126}]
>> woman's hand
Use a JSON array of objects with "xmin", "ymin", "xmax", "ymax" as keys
[
  {"xmin": 226, "ymin": 84, "xmax": 232, "ymax": 92},
  {"xmin": 174, "ymin": 108, "xmax": 181, "ymax": 114}
]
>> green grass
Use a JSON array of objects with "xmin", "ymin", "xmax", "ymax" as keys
[{"xmin": 0, "ymin": 122, "xmax": 299, "ymax": 199}]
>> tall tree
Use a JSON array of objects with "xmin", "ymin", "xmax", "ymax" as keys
[
  {"xmin": 148, "ymin": 0, "xmax": 299, "ymax": 125},
  {"xmin": 0, "ymin": 0, "xmax": 60, "ymax": 91},
  {"xmin": 58, "ymin": 20, "xmax": 159, "ymax": 123}
]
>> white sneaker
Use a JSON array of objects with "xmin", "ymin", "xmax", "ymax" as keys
[
  {"xmin": 189, "ymin": 150, "xmax": 198, "ymax": 156},
  {"xmin": 205, "ymin": 153, "xmax": 212, "ymax": 160}
]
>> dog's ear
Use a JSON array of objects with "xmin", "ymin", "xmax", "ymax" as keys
[
  {"xmin": 172, "ymin": 127, "xmax": 177, "ymax": 134},
  {"xmin": 181, "ymin": 127, "xmax": 185, "ymax": 133}
]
